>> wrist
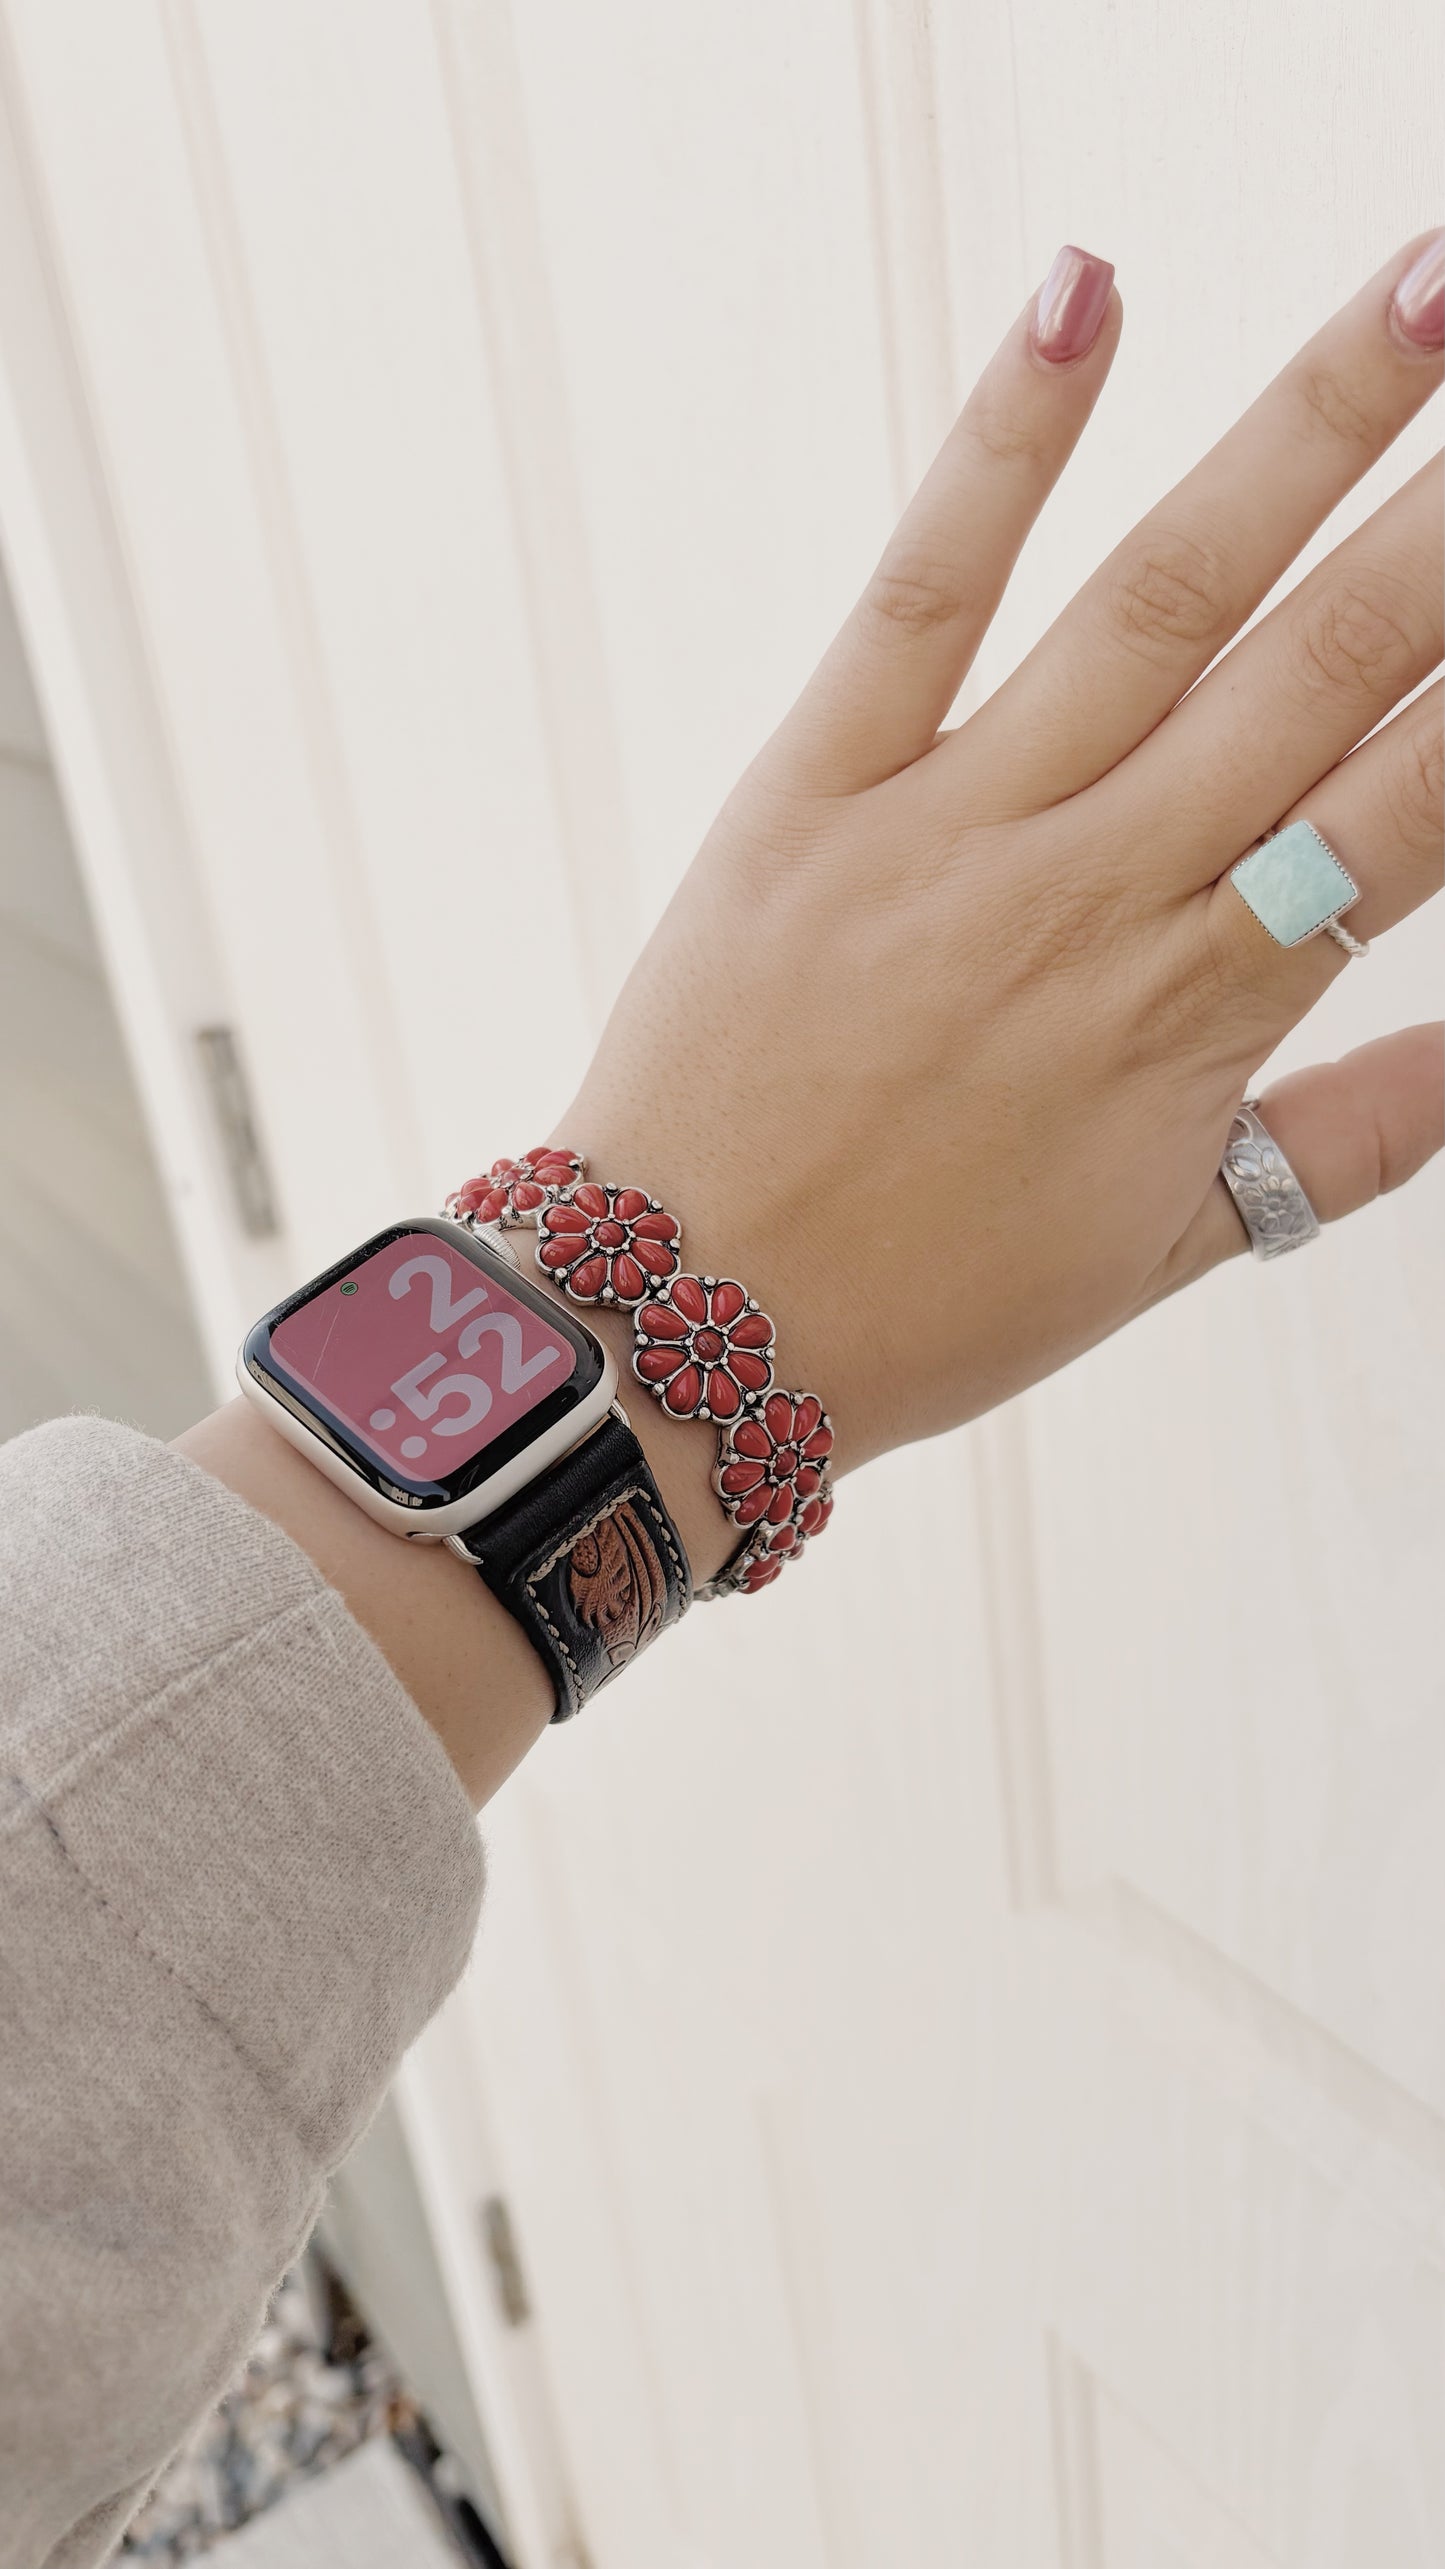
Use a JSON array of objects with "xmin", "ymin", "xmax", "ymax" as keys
[
  {"xmin": 546, "ymin": 1111, "xmax": 861, "ymax": 1447},
  {"xmin": 447, "ymin": 1139, "xmax": 841, "ymax": 1602},
  {"xmin": 529, "ymin": 1274, "xmax": 738, "ymax": 1588},
  {"xmin": 534, "ymin": 1122, "xmax": 845, "ymax": 1575}
]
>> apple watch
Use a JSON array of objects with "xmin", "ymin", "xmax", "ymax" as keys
[{"xmin": 238, "ymin": 1215, "xmax": 691, "ymax": 1720}]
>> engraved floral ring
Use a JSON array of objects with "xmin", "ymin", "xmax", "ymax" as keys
[{"xmin": 1219, "ymin": 1099, "xmax": 1322, "ymax": 1260}]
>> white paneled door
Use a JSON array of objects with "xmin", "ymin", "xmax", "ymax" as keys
[{"xmin": 1, "ymin": 5, "xmax": 1440, "ymax": 2565}]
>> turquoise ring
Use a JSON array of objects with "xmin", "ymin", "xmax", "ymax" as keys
[{"xmin": 1229, "ymin": 820, "xmax": 1369, "ymax": 957}]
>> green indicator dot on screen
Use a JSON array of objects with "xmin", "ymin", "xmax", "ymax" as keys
[{"xmin": 340, "ymin": 1281, "xmax": 359, "ymax": 1296}]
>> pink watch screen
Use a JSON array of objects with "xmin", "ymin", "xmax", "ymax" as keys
[{"xmin": 270, "ymin": 1232, "xmax": 579, "ymax": 1480}]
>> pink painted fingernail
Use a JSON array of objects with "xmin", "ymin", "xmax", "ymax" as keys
[
  {"xmin": 1390, "ymin": 230, "xmax": 1445, "ymax": 351},
  {"xmin": 1030, "ymin": 244, "xmax": 1115, "ymax": 365}
]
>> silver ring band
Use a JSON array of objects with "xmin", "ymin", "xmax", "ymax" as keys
[
  {"xmin": 1324, "ymin": 917, "xmax": 1370, "ymax": 956},
  {"xmin": 1220, "ymin": 1099, "xmax": 1320, "ymax": 1261}
]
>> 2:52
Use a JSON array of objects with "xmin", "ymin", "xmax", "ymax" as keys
[{"xmin": 385, "ymin": 1252, "xmax": 561, "ymax": 1438}]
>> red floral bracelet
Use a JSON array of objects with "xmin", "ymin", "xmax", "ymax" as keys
[{"xmin": 447, "ymin": 1150, "xmax": 835, "ymax": 1598}]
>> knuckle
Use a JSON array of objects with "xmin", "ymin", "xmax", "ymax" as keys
[
  {"xmin": 862, "ymin": 556, "xmax": 966, "ymax": 642},
  {"xmin": 1293, "ymin": 363, "xmax": 1377, "ymax": 454},
  {"xmin": 1293, "ymin": 580, "xmax": 1421, "ymax": 705},
  {"xmin": 1106, "ymin": 528, "xmax": 1234, "ymax": 660},
  {"xmin": 961, "ymin": 402, "xmax": 1049, "ymax": 474}
]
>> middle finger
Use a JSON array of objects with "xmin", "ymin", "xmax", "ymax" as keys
[{"xmin": 1110, "ymin": 458, "xmax": 1441, "ymax": 885}]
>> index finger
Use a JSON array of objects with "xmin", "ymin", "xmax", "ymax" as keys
[{"xmin": 761, "ymin": 246, "xmax": 1121, "ymax": 800}]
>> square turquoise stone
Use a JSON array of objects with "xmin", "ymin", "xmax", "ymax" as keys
[{"xmin": 1230, "ymin": 822, "xmax": 1359, "ymax": 948}]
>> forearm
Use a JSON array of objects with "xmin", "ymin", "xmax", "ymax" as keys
[{"xmin": 176, "ymin": 1280, "xmax": 738, "ymax": 1809}]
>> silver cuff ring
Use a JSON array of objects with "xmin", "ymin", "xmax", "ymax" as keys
[
  {"xmin": 1229, "ymin": 819, "xmax": 1370, "ymax": 957},
  {"xmin": 1220, "ymin": 1100, "xmax": 1321, "ymax": 1261}
]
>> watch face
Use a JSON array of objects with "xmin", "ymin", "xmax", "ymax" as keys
[{"xmin": 244, "ymin": 1219, "xmax": 606, "ymax": 1513}]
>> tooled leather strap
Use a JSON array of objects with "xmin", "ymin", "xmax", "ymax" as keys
[{"xmin": 454, "ymin": 1411, "xmax": 691, "ymax": 1722}]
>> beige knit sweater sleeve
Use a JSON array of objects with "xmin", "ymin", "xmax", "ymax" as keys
[{"xmin": 0, "ymin": 1416, "xmax": 486, "ymax": 2569}]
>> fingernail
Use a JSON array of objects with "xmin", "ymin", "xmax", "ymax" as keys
[
  {"xmin": 1390, "ymin": 229, "xmax": 1445, "ymax": 351},
  {"xmin": 1030, "ymin": 243, "xmax": 1115, "ymax": 365}
]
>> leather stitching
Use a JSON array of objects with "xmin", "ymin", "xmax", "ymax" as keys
[{"xmin": 523, "ymin": 1483, "xmax": 688, "ymax": 1707}]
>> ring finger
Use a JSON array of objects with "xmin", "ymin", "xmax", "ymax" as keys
[
  {"xmin": 1195, "ymin": 676, "xmax": 1443, "ymax": 1036},
  {"xmin": 1118, "ymin": 457, "xmax": 1441, "ymax": 887}
]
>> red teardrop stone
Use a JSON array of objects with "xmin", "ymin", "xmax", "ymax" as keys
[
  {"xmin": 612, "ymin": 1253, "xmax": 644, "ymax": 1302},
  {"xmin": 569, "ymin": 1254, "xmax": 609, "ymax": 1298},
  {"xmin": 634, "ymin": 1237, "xmax": 676, "ymax": 1275},
  {"xmin": 707, "ymin": 1369, "xmax": 741, "ymax": 1419},
  {"xmin": 719, "ymin": 1460, "xmax": 766, "ymax": 1494},
  {"xmin": 731, "ymin": 1351, "xmax": 772, "ymax": 1393},
  {"xmin": 633, "ymin": 1213, "xmax": 678, "ymax": 1242},
  {"xmin": 664, "ymin": 1364, "xmax": 703, "ymax": 1416},
  {"xmin": 731, "ymin": 1311, "xmax": 774, "ymax": 1350},
  {"xmin": 672, "ymin": 1275, "xmax": 708, "ymax": 1325},
  {"xmin": 711, "ymin": 1280, "xmax": 746, "ymax": 1326},
  {"xmin": 573, "ymin": 1183, "xmax": 609, "ymax": 1218},
  {"xmin": 614, "ymin": 1188, "xmax": 650, "ymax": 1220},
  {"xmin": 763, "ymin": 1392, "xmax": 792, "ymax": 1441},
  {"xmin": 636, "ymin": 1345, "xmax": 685, "ymax": 1381},
  {"xmin": 731, "ymin": 1418, "xmax": 771, "ymax": 1460},
  {"xmin": 639, "ymin": 1302, "xmax": 689, "ymax": 1341}
]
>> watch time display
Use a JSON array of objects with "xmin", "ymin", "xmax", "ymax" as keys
[{"xmin": 243, "ymin": 1219, "xmax": 606, "ymax": 1511}]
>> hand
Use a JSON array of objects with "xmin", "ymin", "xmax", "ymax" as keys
[{"xmin": 560, "ymin": 235, "xmax": 1443, "ymax": 1473}]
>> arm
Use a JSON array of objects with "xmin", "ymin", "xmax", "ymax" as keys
[
  {"xmin": 175, "ymin": 1287, "xmax": 735, "ymax": 1809},
  {"xmin": 3, "ymin": 230, "xmax": 1439, "ymax": 2565},
  {"xmin": 186, "ymin": 227, "xmax": 1445, "ymax": 1785}
]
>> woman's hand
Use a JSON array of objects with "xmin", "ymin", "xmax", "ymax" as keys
[{"xmin": 561, "ymin": 234, "xmax": 1443, "ymax": 1473}]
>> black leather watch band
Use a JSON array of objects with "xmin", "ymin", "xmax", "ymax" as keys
[{"xmin": 455, "ymin": 1410, "xmax": 691, "ymax": 1722}]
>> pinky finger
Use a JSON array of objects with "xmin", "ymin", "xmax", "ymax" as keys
[{"xmin": 1157, "ymin": 1023, "xmax": 1443, "ymax": 1298}]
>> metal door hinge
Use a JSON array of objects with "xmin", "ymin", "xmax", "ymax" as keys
[
  {"xmin": 480, "ymin": 2194, "xmax": 531, "ymax": 2328},
  {"xmin": 194, "ymin": 1024, "xmax": 280, "ymax": 1239}
]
